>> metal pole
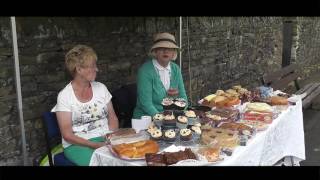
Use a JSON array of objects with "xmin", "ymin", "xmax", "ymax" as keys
[
  {"xmin": 179, "ymin": 16, "xmax": 182, "ymax": 69},
  {"xmin": 10, "ymin": 16, "xmax": 28, "ymax": 165}
]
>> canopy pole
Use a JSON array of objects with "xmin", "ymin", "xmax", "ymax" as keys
[
  {"xmin": 10, "ymin": 16, "xmax": 28, "ymax": 165},
  {"xmin": 179, "ymin": 16, "xmax": 182, "ymax": 69}
]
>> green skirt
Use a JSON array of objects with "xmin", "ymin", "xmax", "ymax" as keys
[{"xmin": 64, "ymin": 136, "xmax": 105, "ymax": 166}]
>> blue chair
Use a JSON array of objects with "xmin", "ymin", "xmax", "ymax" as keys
[{"xmin": 42, "ymin": 112, "xmax": 75, "ymax": 166}]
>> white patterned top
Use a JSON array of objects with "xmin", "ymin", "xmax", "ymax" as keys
[{"xmin": 52, "ymin": 81, "xmax": 112, "ymax": 148}]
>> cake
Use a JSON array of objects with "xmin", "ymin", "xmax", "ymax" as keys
[
  {"xmin": 179, "ymin": 128, "xmax": 193, "ymax": 141},
  {"xmin": 197, "ymin": 146, "xmax": 221, "ymax": 162},
  {"xmin": 112, "ymin": 140, "xmax": 159, "ymax": 159},
  {"xmin": 163, "ymin": 148, "xmax": 197, "ymax": 165},
  {"xmin": 162, "ymin": 98, "xmax": 174, "ymax": 110},
  {"xmin": 270, "ymin": 96, "xmax": 288, "ymax": 105},
  {"xmin": 164, "ymin": 129, "xmax": 176, "ymax": 142},
  {"xmin": 150, "ymin": 129, "xmax": 163, "ymax": 141},
  {"xmin": 145, "ymin": 153, "xmax": 166, "ymax": 166},
  {"xmin": 176, "ymin": 116, "xmax": 188, "ymax": 129}
]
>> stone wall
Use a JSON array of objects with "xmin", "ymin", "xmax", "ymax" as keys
[
  {"xmin": 1, "ymin": 17, "xmax": 320, "ymax": 165},
  {"xmin": 0, "ymin": 17, "xmax": 179, "ymax": 165}
]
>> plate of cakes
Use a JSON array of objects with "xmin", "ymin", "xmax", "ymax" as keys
[{"xmin": 108, "ymin": 139, "xmax": 160, "ymax": 161}]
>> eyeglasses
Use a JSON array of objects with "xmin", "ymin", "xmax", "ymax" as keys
[{"xmin": 156, "ymin": 48, "xmax": 176, "ymax": 52}]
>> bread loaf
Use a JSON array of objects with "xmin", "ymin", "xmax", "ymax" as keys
[
  {"xmin": 270, "ymin": 96, "xmax": 288, "ymax": 105},
  {"xmin": 112, "ymin": 140, "xmax": 159, "ymax": 158}
]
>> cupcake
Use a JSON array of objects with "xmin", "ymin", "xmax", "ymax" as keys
[
  {"xmin": 162, "ymin": 98, "xmax": 174, "ymax": 110},
  {"xmin": 147, "ymin": 123, "xmax": 158, "ymax": 134},
  {"xmin": 185, "ymin": 110, "xmax": 197, "ymax": 125},
  {"xmin": 164, "ymin": 129, "xmax": 176, "ymax": 142},
  {"xmin": 173, "ymin": 98, "xmax": 187, "ymax": 110},
  {"xmin": 162, "ymin": 113, "xmax": 176, "ymax": 126},
  {"xmin": 153, "ymin": 113, "xmax": 164, "ymax": 127},
  {"xmin": 176, "ymin": 116, "xmax": 188, "ymax": 129},
  {"xmin": 150, "ymin": 129, "xmax": 163, "ymax": 141},
  {"xmin": 179, "ymin": 128, "xmax": 193, "ymax": 141},
  {"xmin": 191, "ymin": 126, "xmax": 202, "ymax": 141},
  {"xmin": 191, "ymin": 126, "xmax": 202, "ymax": 135}
]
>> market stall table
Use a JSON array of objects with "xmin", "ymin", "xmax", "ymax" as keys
[{"xmin": 89, "ymin": 96, "xmax": 305, "ymax": 166}]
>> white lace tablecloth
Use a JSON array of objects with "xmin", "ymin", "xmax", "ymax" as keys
[{"xmin": 90, "ymin": 96, "xmax": 305, "ymax": 166}]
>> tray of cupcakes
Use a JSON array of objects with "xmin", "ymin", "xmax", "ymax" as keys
[
  {"xmin": 147, "ymin": 110, "xmax": 203, "ymax": 146},
  {"xmin": 162, "ymin": 97, "xmax": 188, "ymax": 110}
]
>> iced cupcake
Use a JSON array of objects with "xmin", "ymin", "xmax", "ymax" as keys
[
  {"xmin": 163, "ymin": 113, "xmax": 176, "ymax": 126},
  {"xmin": 150, "ymin": 129, "xmax": 163, "ymax": 141},
  {"xmin": 185, "ymin": 110, "xmax": 197, "ymax": 125},
  {"xmin": 147, "ymin": 123, "xmax": 158, "ymax": 134},
  {"xmin": 174, "ymin": 98, "xmax": 187, "ymax": 110},
  {"xmin": 179, "ymin": 128, "xmax": 193, "ymax": 141},
  {"xmin": 191, "ymin": 126, "xmax": 202, "ymax": 141},
  {"xmin": 153, "ymin": 113, "xmax": 164, "ymax": 127},
  {"xmin": 176, "ymin": 116, "xmax": 188, "ymax": 129},
  {"xmin": 164, "ymin": 129, "xmax": 176, "ymax": 142},
  {"xmin": 162, "ymin": 98, "xmax": 174, "ymax": 110}
]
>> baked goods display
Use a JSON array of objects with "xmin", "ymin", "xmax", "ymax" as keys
[
  {"xmin": 201, "ymin": 128, "xmax": 239, "ymax": 149},
  {"xmin": 106, "ymin": 85, "xmax": 296, "ymax": 165},
  {"xmin": 111, "ymin": 140, "xmax": 159, "ymax": 159}
]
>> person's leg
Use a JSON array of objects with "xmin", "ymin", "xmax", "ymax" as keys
[{"xmin": 64, "ymin": 136, "xmax": 105, "ymax": 166}]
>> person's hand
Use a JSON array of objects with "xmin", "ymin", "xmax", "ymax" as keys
[{"xmin": 167, "ymin": 88, "xmax": 179, "ymax": 96}]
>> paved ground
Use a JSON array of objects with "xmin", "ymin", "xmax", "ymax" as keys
[
  {"xmin": 296, "ymin": 72, "xmax": 320, "ymax": 166},
  {"xmin": 300, "ymin": 108, "xmax": 320, "ymax": 166}
]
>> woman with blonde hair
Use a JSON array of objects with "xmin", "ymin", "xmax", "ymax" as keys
[
  {"xmin": 133, "ymin": 32, "xmax": 188, "ymax": 119},
  {"xmin": 52, "ymin": 45, "xmax": 119, "ymax": 166}
]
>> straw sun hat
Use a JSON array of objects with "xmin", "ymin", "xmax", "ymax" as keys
[{"xmin": 150, "ymin": 32, "xmax": 180, "ymax": 60}]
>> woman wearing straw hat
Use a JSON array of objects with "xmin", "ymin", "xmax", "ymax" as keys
[{"xmin": 133, "ymin": 32, "xmax": 188, "ymax": 119}]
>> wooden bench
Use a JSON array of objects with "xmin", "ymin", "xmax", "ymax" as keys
[{"xmin": 261, "ymin": 64, "xmax": 320, "ymax": 109}]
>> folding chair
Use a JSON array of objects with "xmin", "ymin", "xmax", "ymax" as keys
[
  {"xmin": 42, "ymin": 112, "xmax": 75, "ymax": 166},
  {"xmin": 111, "ymin": 83, "xmax": 137, "ymax": 128}
]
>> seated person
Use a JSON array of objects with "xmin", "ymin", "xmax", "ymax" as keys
[
  {"xmin": 52, "ymin": 45, "xmax": 119, "ymax": 166},
  {"xmin": 133, "ymin": 32, "xmax": 188, "ymax": 119}
]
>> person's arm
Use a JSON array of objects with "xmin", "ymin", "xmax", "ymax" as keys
[
  {"xmin": 56, "ymin": 112, "xmax": 104, "ymax": 149},
  {"xmin": 106, "ymin": 101, "xmax": 119, "ymax": 131},
  {"xmin": 137, "ymin": 68, "xmax": 159, "ymax": 116}
]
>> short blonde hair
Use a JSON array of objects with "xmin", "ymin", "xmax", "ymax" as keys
[{"xmin": 65, "ymin": 45, "xmax": 97, "ymax": 77}]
